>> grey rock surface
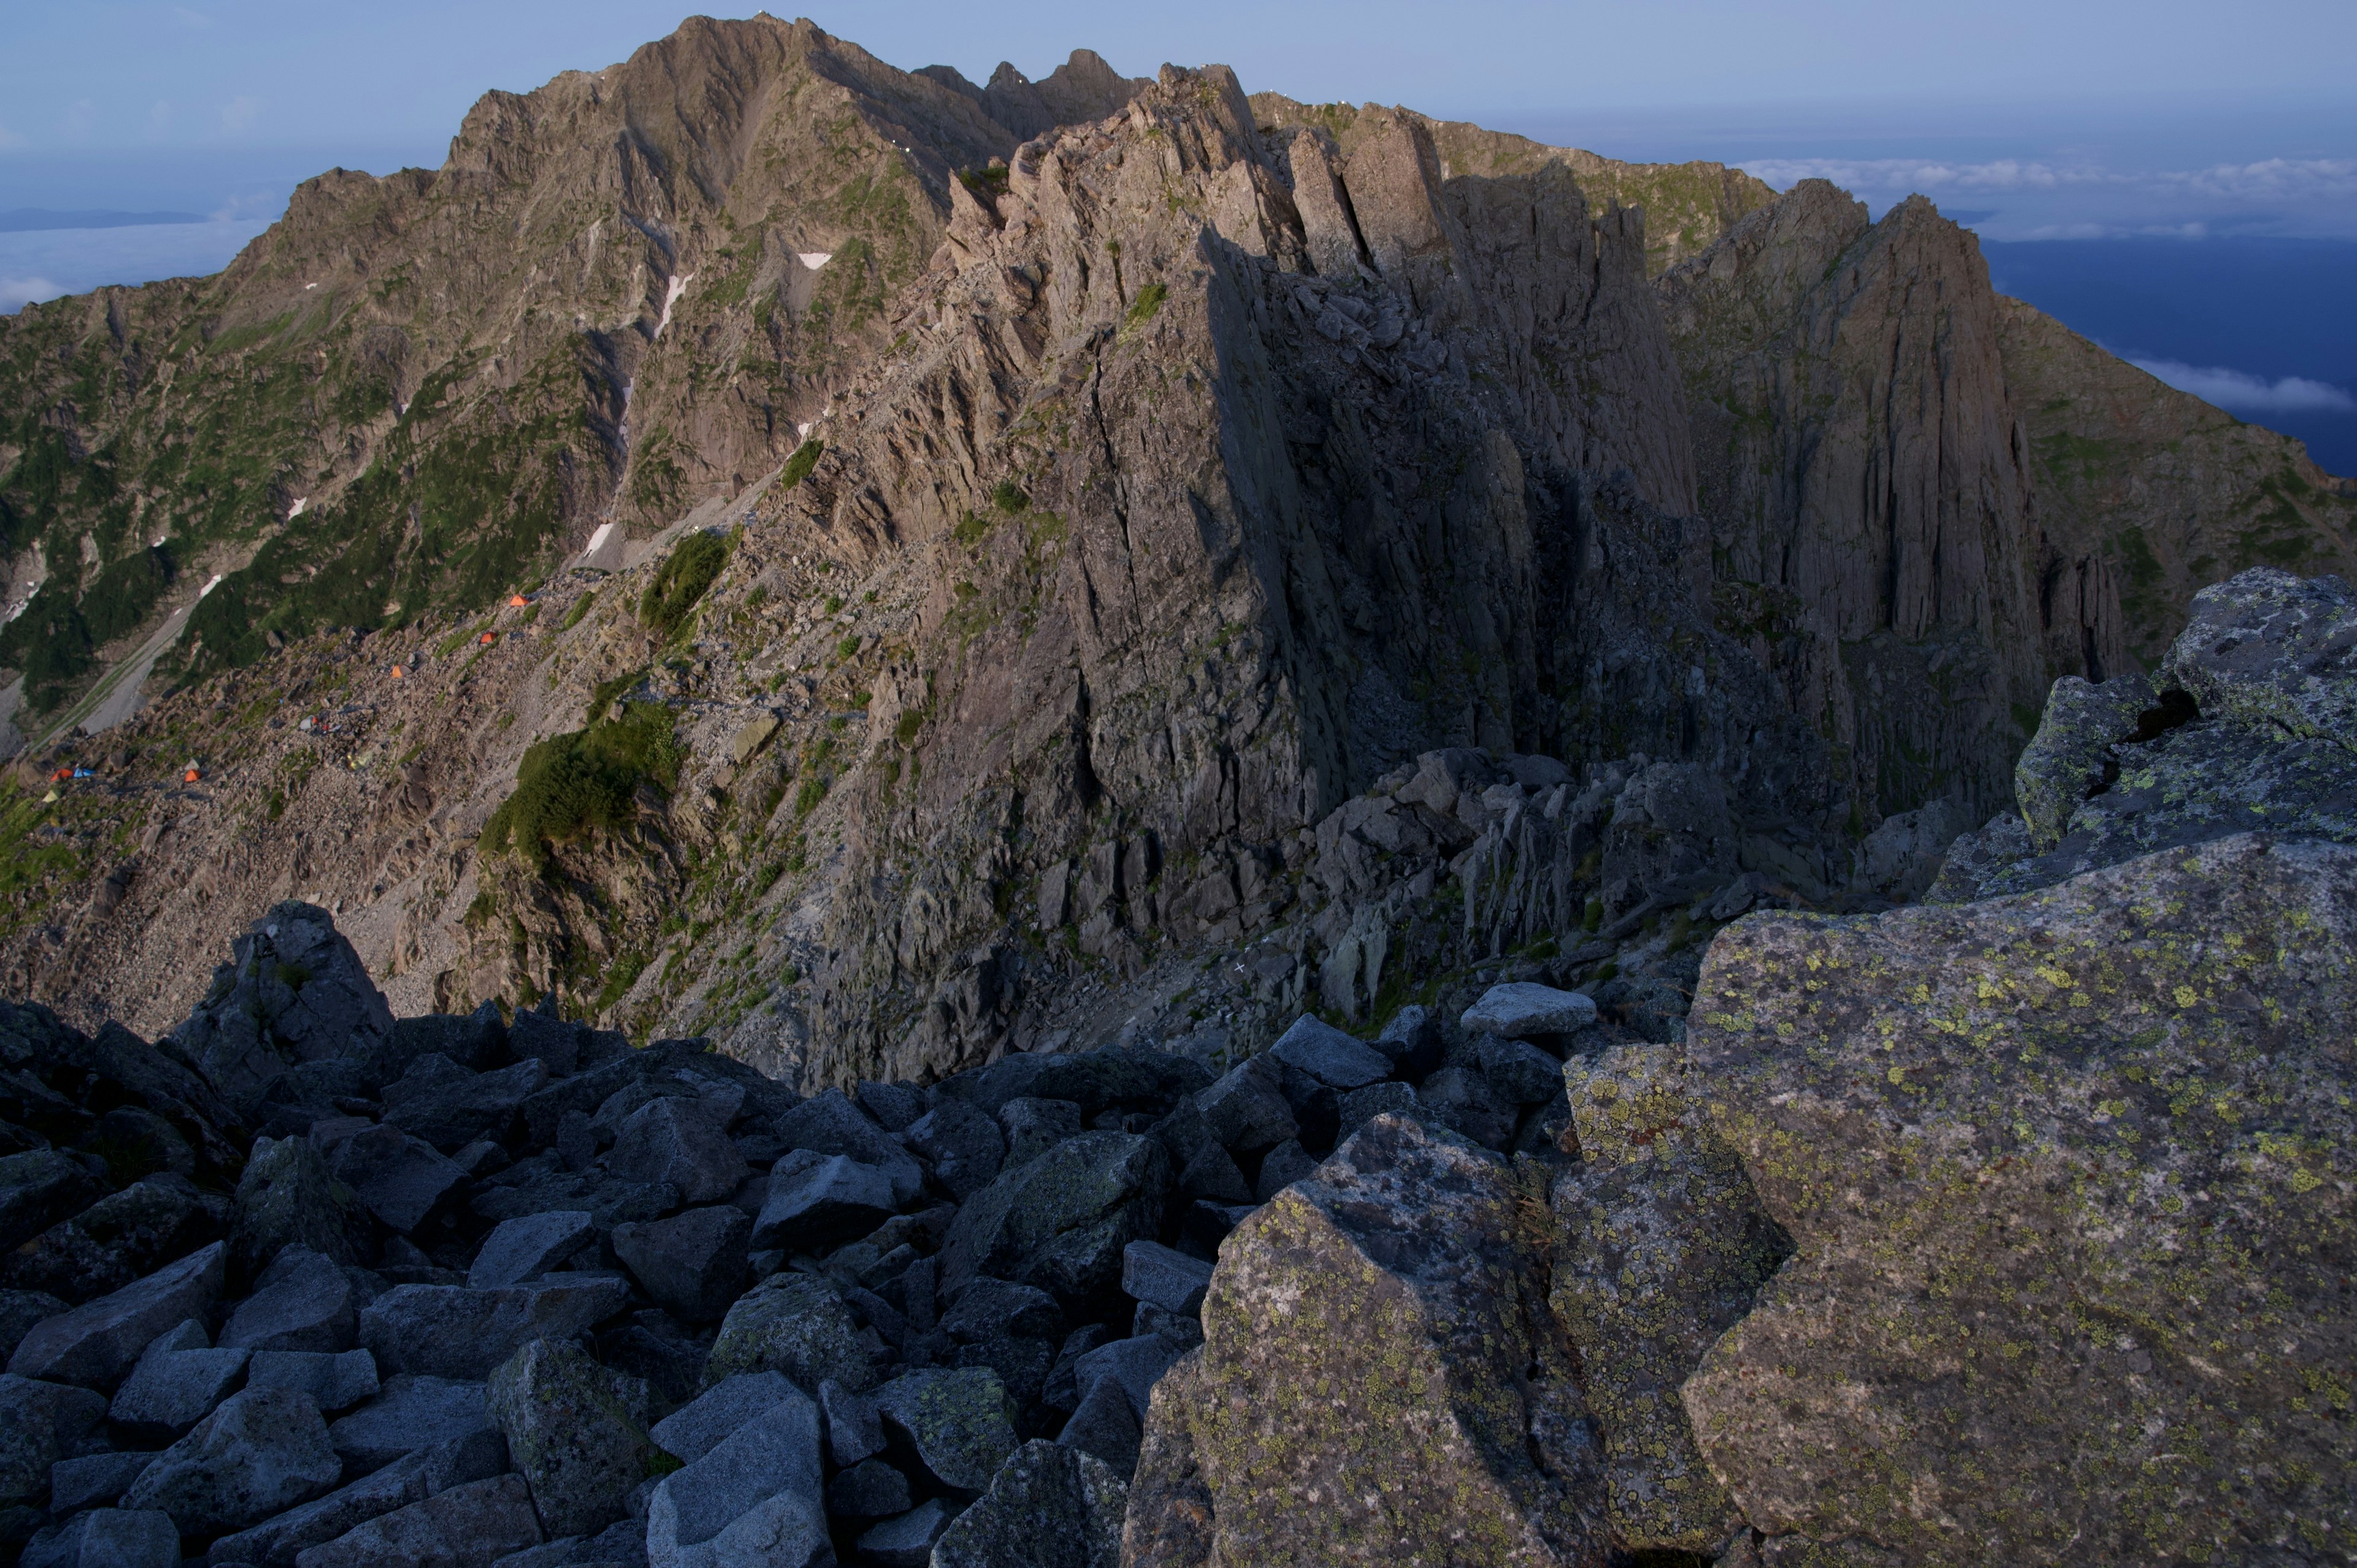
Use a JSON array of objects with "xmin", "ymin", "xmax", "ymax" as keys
[
  {"xmin": 703, "ymin": 1272, "xmax": 874, "ymax": 1394},
  {"xmin": 643, "ymin": 1389, "xmax": 826, "ymax": 1568},
  {"xmin": 748, "ymin": 1153, "xmax": 894, "ymax": 1254},
  {"xmin": 1460, "ymin": 981, "xmax": 1598, "ymax": 1038},
  {"xmin": 109, "ymin": 1316, "xmax": 250, "ymax": 1439},
  {"xmin": 1120, "ymin": 1242, "xmax": 1211, "ymax": 1316},
  {"xmin": 486, "ymin": 1337, "xmax": 650, "ymax": 1539},
  {"xmin": 0, "ymin": 1373, "xmax": 107, "ymax": 1505},
  {"xmin": 290, "ymin": 1472, "xmax": 541, "ymax": 1568},
  {"xmin": 223, "ymin": 1246, "xmax": 355, "ymax": 1353},
  {"xmin": 856, "ymin": 1497, "xmax": 955, "ymax": 1566},
  {"xmin": 604, "ymin": 1097, "xmax": 746, "ymax": 1208},
  {"xmin": 123, "ymin": 1385, "xmax": 343, "ymax": 1535},
  {"xmin": 358, "ymin": 1278, "xmax": 630, "ymax": 1380},
  {"xmin": 467, "ymin": 1211, "xmax": 597, "ymax": 1289},
  {"xmin": 939, "ymin": 1132, "xmax": 1169, "ymax": 1306},
  {"xmin": 651, "ymin": 1372, "xmax": 799, "ymax": 1464},
  {"xmin": 247, "ymin": 1349, "xmax": 380, "ymax": 1413},
  {"xmin": 6, "ymin": 1240, "xmax": 224, "ymax": 1388},
  {"xmin": 613, "ymin": 1205, "xmax": 751, "ymax": 1322},
  {"xmin": 872, "ymin": 1367, "xmax": 1020, "ymax": 1493},
  {"xmin": 931, "ymin": 1440, "xmax": 1126, "ymax": 1568},
  {"xmin": 168, "ymin": 902, "xmax": 396, "ymax": 1116},
  {"xmin": 228, "ymin": 1138, "xmax": 365, "ymax": 1278},
  {"xmin": 327, "ymin": 1375, "xmax": 495, "ymax": 1473},
  {"xmin": 48, "ymin": 1449, "xmax": 157, "ymax": 1513},
  {"xmin": 902, "ymin": 1100, "xmax": 1004, "ymax": 1200},
  {"xmin": 321, "ymin": 1126, "xmax": 468, "ymax": 1235},
  {"xmin": 1267, "ymin": 1016, "xmax": 1390, "ymax": 1089}
]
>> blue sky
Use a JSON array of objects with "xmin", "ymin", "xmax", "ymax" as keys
[{"xmin": 2, "ymin": 2, "xmax": 2351, "ymax": 467}]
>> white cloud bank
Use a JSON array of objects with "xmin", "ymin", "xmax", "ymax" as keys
[
  {"xmin": 2129, "ymin": 358, "xmax": 2357, "ymax": 415},
  {"xmin": 1747, "ymin": 156, "xmax": 2357, "ymax": 203},
  {"xmin": 0, "ymin": 277, "xmax": 64, "ymax": 312}
]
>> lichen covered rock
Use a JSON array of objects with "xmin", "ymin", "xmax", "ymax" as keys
[
  {"xmin": 1129, "ymin": 1113, "xmax": 1608, "ymax": 1566},
  {"xmin": 1684, "ymin": 832, "xmax": 2357, "ymax": 1565},
  {"xmin": 485, "ymin": 1336, "xmax": 652, "ymax": 1539}
]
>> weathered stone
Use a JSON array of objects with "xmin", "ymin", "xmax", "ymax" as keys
[
  {"xmin": 0, "ymin": 1170, "xmax": 225, "ymax": 1305},
  {"xmin": 291, "ymin": 1472, "xmax": 541, "ymax": 1568},
  {"xmin": 247, "ymin": 1349, "xmax": 381, "ymax": 1413},
  {"xmin": 1130, "ymin": 1113, "xmax": 1606, "ymax": 1565},
  {"xmin": 0, "ymin": 1151, "xmax": 104, "ymax": 1259},
  {"xmin": 769, "ymin": 1091, "xmax": 924, "ymax": 1206},
  {"xmin": 371, "ymin": 1001, "xmax": 508, "ymax": 1089},
  {"xmin": 1550, "ymin": 1046, "xmax": 1787, "ymax": 1552},
  {"xmin": 613, "ymin": 1205, "xmax": 751, "ymax": 1321},
  {"xmin": 486, "ymin": 1337, "xmax": 650, "ymax": 1539},
  {"xmin": 0, "ymin": 1290, "xmax": 66, "ymax": 1364},
  {"xmin": 931, "ymin": 1440, "xmax": 1126, "ymax": 1568},
  {"xmin": 1684, "ymin": 832, "xmax": 2357, "ymax": 1566},
  {"xmin": 997, "ymin": 1097, "xmax": 1083, "ymax": 1167},
  {"xmin": 939, "ymin": 1132, "xmax": 1169, "ymax": 1307},
  {"xmin": 230, "ymin": 1137, "xmax": 365, "ymax": 1278},
  {"xmin": 1071, "ymin": 1334, "xmax": 1183, "ymax": 1421},
  {"xmin": 323, "ymin": 1126, "xmax": 468, "ymax": 1235},
  {"xmin": 7, "ymin": 1240, "xmax": 224, "ymax": 1389},
  {"xmin": 604, "ymin": 1097, "xmax": 746, "ymax": 1207},
  {"xmin": 467, "ymin": 1211, "xmax": 597, "ymax": 1289},
  {"xmin": 123, "ymin": 1385, "xmax": 343, "ymax": 1535},
  {"xmin": 749, "ymin": 1151, "xmax": 893, "ymax": 1254},
  {"xmin": 903, "ymin": 1100, "xmax": 1005, "ymax": 1200},
  {"xmin": 1477, "ymin": 1035, "xmax": 1565, "ymax": 1106},
  {"xmin": 826, "ymin": 1455, "xmax": 913, "ymax": 1518},
  {"xmin": 937, "ymin": 1279, "xmax": 1058, "ymax": 1348},
  {"xmin": 1335, "ymin": 1080, "xmax": 1416, "ymax": 1138},
  {"xmin": 1055, "ymin": 1373, "xmax": 1141, "ymax": 1475},
  {"xmin": 25, "ymin": 1507, "xmax": 179, "ymax": 1568},
  {"xmin": 1191, "ymin": 1059, "xmax": 1295, "ymax": 1154},
  {"xmin": 109, "ymin": 1318, "xmax": 251, "ymax": 1440},
  {"xmin": 819, "ymin": 1379, "xmax": 886, "ymax": 1468},
  {"xmin": 702, "ymin": 1273, "xmax": 875, "ymax": 1394},
  {"xmin": 206, "ymin": 1432, "xmax": 505, "ymax": 1567},
  {"xmin": 1249, "ymin": 1138, "xmax": 1317, "ymax": 1203},
  {"xmin": 383, "ymin": 1056, "xmax": 548, "ymax": 1153},
  {"xmin": 643, "ymin": 1388, "xmax": 827, "ymax": 1568},
  {"xmin": 328, "ymin": 1377, "xmax": 497, "ymax": 1473},
  {"xmin": 223, "ymin": 1246, "xmax": 355, "ymax": 1353},
  {"xmin": 1461, "ymin": 982, "xmax": 1597, "ymax": 1038},
  {"xmin": 0, "ymin": 1373, "xmax": 107, "ymax": 1505},
  {"xmin": 2013, "ymin": 671, "xmax": 2156, "ymax": 851},
  {"xmin": 651, "ymin": 1372, "xmax": 798, "ymax": 1463},
  {"xmin": 855, "ymin": 1497, "xmax": 955, "ymax": 1566},
  {"xmin": 1174, "ymin": 1141, "xmax": 1252, "ymax": 1203},
  {"xmin": 168, "ymin": 902, "xmax": 395, "ymax": 1116},
  {"xmin": 1600, "ymin": 763, "xmax": 1738, "ymax": 914},
  {"xmin": 1372, "ymin": 1005, "xmax": 1446, "ymax": 1078},
  {"xmin": 1268, "ymin": 1016, "xmax": 1391, "ymax": 1089},
  {"xmin": 872, "ymin": 1367, "xmax": 1020, "ymax": 1493},
  {"xmin": 1121, "ymin": 1242, "xmax": 1212, "ymax": 1316},
  {"xmin": 2162, "ymin": 564, "xmax": 2357, "ymax": 747},
  {"xmin": 48, "ymin": 1449, "xmax": 156, "ymax": 1513},
  {"xmin": 358, "ymin": 1278, "xmax": 630, "ymax": 1380}
]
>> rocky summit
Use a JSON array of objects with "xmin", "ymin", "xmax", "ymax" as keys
[{"xmin": 0, "ymin": 14, "xmax": 2350, "ymax": 1568}]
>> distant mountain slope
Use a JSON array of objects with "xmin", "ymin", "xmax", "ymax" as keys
[{"xmin": 0, "ymin": 19, "xmax": 1137, "ymax": 727}]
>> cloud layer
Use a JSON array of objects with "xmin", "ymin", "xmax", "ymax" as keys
[
  {"xmin": 2129, "ymin": 358, "xmax": 2357, "ymax": 415},
  {"xmin": 1744, "ymin": 156, "xmax": 2357, "ymax": 239}
]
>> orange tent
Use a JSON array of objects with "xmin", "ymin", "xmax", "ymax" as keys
[
  {"xmin": 390, "ymin": 665, "xmax": 405, "ymax": 679},
  {"xmin": 184, "ymin": 768, "xmax": 201, "ymax": 783},
  {"xmin": 509, "ymin": 594, "xmax": 529, "ymax": 608},
  {"xmin": 479, "ymin": 632, "xmax": 497, "ymax": 646}
]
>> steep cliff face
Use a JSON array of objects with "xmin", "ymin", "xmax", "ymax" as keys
[
  {"xmin": 1662, "ymin": 182, "xmax": 2082, "ymax": 820},
  {"xmin": 0, "ymin": 18, "xmax": 1138, "ymax": 724}
]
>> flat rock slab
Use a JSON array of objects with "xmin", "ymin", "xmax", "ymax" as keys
[
  {"xmin": 223, "ymin": 1247, "xmax": 354, "ymax": 1353},
  {"xmin": 1460, "ymin": 982, "xmax": 1596, "ymax": 1038},
  {"xmin": 48, "ymin": 1449, "xmax": 157, "ymax": 1513},
  {"xmin": 466, "ymin": 1211, "xmax": 595, "ymax": 1290},
  {"xmin": 1120, "ymin": 1243, "xmax": 1211, "ymax": 1317},
  {"xmin": 290, "ymin": 1472, "xmax": 541, "ymax": 1568},
  {"xmin": 487, "ymin": 1337, "xmax": 649, "ymax": 1540},
  {"xmin": 358, "ymin": 1278, "xmax": 629, "ymax": 1381},
  {"xmin": 704, "ymin": 1273, "xmax": 876, "ymax": 1394},
  {"xmin": 652, "ymin": 1371, "xmax": 800, "ymax": 1464},
  {"xmin": 613, "ymin": 1205, "xmax": 751, "ymax": 1323},
  {"xmin": 109, "ymin": 1319, "xmax": 249, "ymax": 1439},
  {"xmin": 247, "ymin": 1349, "xmax": 380, "ymax": 1414},
  {"xmin": 7, "ymin": 1240, "xmax": 224, "ymax": 1389},
  {"xmin": 644, "ymin": 1389, "xmax": 826, "ymax": 1568},
  {"xmin": 123, "ymin": 1385, "xmax": 343, "ymax": 1536},
  {"xmin": 328, "ymin": 1376, "xmax": 495, "ymax": 1473},
  {"xmin": 1683, "ymin": 833, "xmax": 2357, "ymax": 1566},
  {"xmin": 1268, "ymin": 1016, "xmax": 1391, "ymax": 1089},
  {"xmin": 751, "ymin": 1152, "xmax": 896, "ymax": 1253}
]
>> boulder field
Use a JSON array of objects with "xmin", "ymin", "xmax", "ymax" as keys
[{"xmin": 0, "ymin": 566, "xmax": 2343, "ymax": 1566}]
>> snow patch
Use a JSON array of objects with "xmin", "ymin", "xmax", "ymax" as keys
[
  {"xmin": 797, "ymin": 252, "xmax": 832, "ymax": 270},
  {"xmin": 287, "ymin": 496, "xmax": 306, "ymax": 519},
  {"xmin": 654, "ymin": 272, "xmax": 694, "ymax": 338},
  {"xmin": 584, "ymin": 522, "xmax": 617, "ymax": 557},
  {"xmin": 199, "ymin": 574, "xmax": 222, "ymax": 598}
]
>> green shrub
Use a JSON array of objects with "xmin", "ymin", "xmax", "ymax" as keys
[
  {"xmin": 835, "ymin": 635, "xmax": 861, "ymax": 661},
  {"xmin": 1121, "ymin": 282, "xmax": 1168, "ymax": 340},
  {"xmin": 480, "ymin": 700, "xmax": 682, "ymax": 868},
  {"xmin": 641, "ymin": 532, "xmax": 730, "ymax": 638},
  {"xmin": 780, "ymin": 439, "xmax": 824, "ymax": 488},
  {"xmin": 562, "ymin": 590, "xmax": 595, "ymax": 630},
  {"xmin": 990, "ymin": 479, "xmax": 1030, "ymax": 514}
]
